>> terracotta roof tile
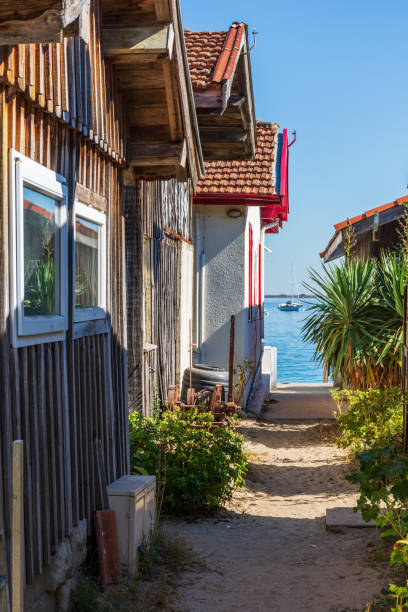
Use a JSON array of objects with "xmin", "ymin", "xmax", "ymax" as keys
[
  {"xmin": 197, "ymin": 122, "xmax": 279, "ymax": 195},
  {"xmin": 185, "ymin": 23, "xmax": 246, "ymax": 90},
  {"xmin": 334, "ymin": 195, "xmax": 408, "ymax": 231}
]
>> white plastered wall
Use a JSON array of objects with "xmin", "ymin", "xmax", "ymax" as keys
[
  {"xmin": 178, "ymin": 241, "xmax": 194, "ymax": 386},
  {"xmin": 193, "ymin": 204, "xmax": 263, "ymax": 405},
  {"xmin": 194, "ymin": 204, "xmax": 246, "ymax": 372}
]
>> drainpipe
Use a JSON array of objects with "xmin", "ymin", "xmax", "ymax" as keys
[
  {"xmin": 195, "ymin": 214, "xmax": 206, "ymax": 363},
  {"xmin": 200, "ymin": 251, "xmax": 206, "ymax": 363},
  {"xmin": 246, "ymin": 219, "xmax": 279, "ymax": 409}
]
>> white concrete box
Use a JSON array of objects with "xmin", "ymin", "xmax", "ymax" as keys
[
  {"xmin": 263, "ymin": 346, "xmax": 277, "ymax": 390},
  {"xmin": 107, "ymin": 475, "xmax": 156, "ymax": 576}
]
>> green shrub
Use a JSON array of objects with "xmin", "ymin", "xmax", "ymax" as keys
[
  {"xmin": 348, "ymin": 446, "xmax": 408, "ymax": 607},
  {"xmin": 129, "ymin": 407, "xmax": 247, "ymax": 515},
  {"xmin": 332, "ymin": 387, "xmax": 403, "ymax": 453}
]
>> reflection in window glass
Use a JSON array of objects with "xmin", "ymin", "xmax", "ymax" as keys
[
  {"xmin": 23, "ymin": 186, "xmax": 57, "ymax": 316},
  {"xmin": 75, "ymin": 216, "xmax": 99, "ymax": 308}
]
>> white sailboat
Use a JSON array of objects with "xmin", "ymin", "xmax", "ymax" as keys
[{"xmin": 278, "ymin": 265, "xmax": 302, "ymax": 311}]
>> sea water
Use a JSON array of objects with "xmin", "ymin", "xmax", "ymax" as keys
[{"xmin": 263, "ymin": 298, "xmax": 324, "ymax": 383}]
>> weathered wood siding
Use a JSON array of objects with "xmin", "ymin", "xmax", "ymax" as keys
[
  {"xmin": 0, "ymin": 0, "xmax": 129, "ymax": 588},
  {"xmin": 126, "ymin": 179, "xmax": 192, "ymax": 414}
]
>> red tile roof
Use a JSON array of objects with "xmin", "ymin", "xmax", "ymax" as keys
[
  {"xmin": 197, "ymin": 122, "xmax": 279, "ymax": 195},
  {"xmin": 334, "ymin": 195, "xmax": 408, "ymax": 231},
  {"xmin": 319, "ymin": 195, "xmax": 408, "ymax": 259},
  {"xmin": 185, "ymin": 23, "xmax": 246, "ymax": 90}
]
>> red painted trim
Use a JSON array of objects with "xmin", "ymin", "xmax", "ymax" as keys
[
  {"xmin": 258, "ymin": 242, "xmax": 262, "ymax": 317},
  {"xmin": 280, "ymin": 128, "xmax": 288, "ymax": 198},
  {"xmin": 194, "ymin": 192, "xmax": 282, "ymax": 206},
  {"xmin": 248, "ymin": 223, "xmax": 253, "ymax": 320},
  {"xmin": 193, "ymin": 193, "xmax": 282, "ymax": 208}
]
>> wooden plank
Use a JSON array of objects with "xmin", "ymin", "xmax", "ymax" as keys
[
  {"xmin": 28, "ymin": 347, "xmax": 42, "ymax": 576},
  {"xmin": 20, "ymin": 349, "xmax": 34, "ymax": 583},
  {"xmin": 128, "ymin": 140, "xmax": 185, "ymax": 167},
  {"xmin": 75, "ymin": 341, "xmax": 85, "ymax": 521},
  {"xmin": 37, "ymin": 345, "xmax": 51, "ymax": 567},
  {"xmin": 103, "ymin": 25, "xmax": 174, "ymax": 58},
  {"xmin": 61, "ymin": 341, "xmax": 73, "ymax": 535},
  {"xmin": 52, "ymin": 343, "xmax": 66, "ymax": 541},
  {"xmin": 85, "ymin": 337, "xmax": 96, "ymax": 519},
  {"xmin": 128, "ymin": 105, "xmax": 169, "ymax": 127},
  {"xmin": 104, "ymin": 331, "xmax": 116, "ymax": 483},
  {"xmin": 95, "ymin": 335, "xmax": 108, "ymax": 479},
  {"xmin": 75, "ymin": 182, "xmax": 108, "ymax": 212},
  {"xmin": 44, "ymin": 344, "xmax": 58, "ymax": 553},
  {"xmin": 162, "ymin": 60, "xmax": 179, "ymax": 142},
  {"xmin": 11, "ymin": 440, "xmax": 23, "ymax": 612},
  {"xmin": 199, "ymin": 126, "xmax": 249, "ymax": 143},
  {"xmin": 0, "ymin": 1, "xmax": 90, "ymax": 45},
  {"xmin": 10, "ymin": 350, "xmax": 21, "ymax": 440}
]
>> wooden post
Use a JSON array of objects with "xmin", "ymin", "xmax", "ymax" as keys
[
  {"xmin": 189, "ymin": 319, "xmax": 193, "ymax": 391},
  {"xmin": 403, "ymin": 286, "xmax": 408, "ymax": 454},
  {"xmin": 228, "ymin": 315, "xmax": 235, "ymax": 403},
  {"xmin": 12, "ymin": 440, "xmax": 24, "ymax": 612}
]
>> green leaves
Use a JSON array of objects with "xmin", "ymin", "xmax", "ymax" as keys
[
  {"xmin": 302, "ymin": 254, "xmax": 406, "ymax": 388},
  {"xmin": 333, "ymin": 387, "xmax": 404, "ymax": 453},
  {"xmin": 129, "ymin": 407, "xmax": 247, "ymax": 515}
]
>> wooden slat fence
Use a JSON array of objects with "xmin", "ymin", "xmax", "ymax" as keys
[
  {"xmin": 0, "ymin": 0, "xmax": 125, "ymax": 162},
  {"xmin": 126, "ymin": 178, "xmax": 191, "ymax": 414},
  {"xmin": 0, "ymin": 1, "xmax": 129, "ymax": 589}
]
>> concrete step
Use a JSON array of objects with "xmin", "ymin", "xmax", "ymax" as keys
[
  {"xmin": 263, "ymin": 383, "xmax": 338, "ymax": 421},
  {"xmin": 326, "ymin": 507, "xmax": 376, "ymax": 532}
]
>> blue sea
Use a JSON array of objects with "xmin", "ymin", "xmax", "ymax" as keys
[{"xmin": 263, "ymin": 298, "xmax": 324, "ymax": 383}]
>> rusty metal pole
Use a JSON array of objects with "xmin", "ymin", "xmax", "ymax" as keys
[
  {"xmin": 189, "ymin": 319, "xmax": 193, "ymax": 391},
  {"xmin": 228, "ymin": 315, "xmax": 235, "ymax": 403}
]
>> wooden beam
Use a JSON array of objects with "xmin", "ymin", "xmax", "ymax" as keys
[
  {"xmin": 103, "ymin": 25, "xmax": 174, "ymax": 61},
  {"xmin": 162, "ymin": 60, "xmax": 179, "ymax": 141},
  {"xmin": 202, "ymin": 146, "xmax": 253, "ymax": 161},
  {"xmin": 228, "ymin": 95, "xmax": 246, "ymax": 108},
  {"xmin": 128, "ymin": 140, "xmax": 186, "ymax": 167},
  {"xmin": 199, "ymin": 127, "xmax": 249, "ymax": 144},
  {"xmin": 154, "ymin": 0, "xmax": 170, "ymax": 22},
  {"xmin": 0, "ymin": 0, "xmax": 90, "ymax": 44},
  {"xmin": 193, "ymin": 90, "xmax": 222, "ymax": 110}
]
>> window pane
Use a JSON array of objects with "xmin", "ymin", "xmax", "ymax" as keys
[
  {"xmin": 75, "ymin": 216, "xmax": 99, "ymax": 308},
  {"xmin": 23, "ymin": 186, "xmax": 58, "ymax": 316}
]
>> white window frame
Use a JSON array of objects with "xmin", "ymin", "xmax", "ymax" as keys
[
  {"xmin": 10, "ymin": 149, "xmax": 68, "ymax": 348},
  {"xmin": 74, "ymin": 201, "xmax": 106, "ymax": 322}
]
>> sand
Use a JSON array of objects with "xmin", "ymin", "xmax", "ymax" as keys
[{"xmin": 163, "ymin": 414, "xmax": 391, "ymax": 612}]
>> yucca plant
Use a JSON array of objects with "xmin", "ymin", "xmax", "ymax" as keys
[
  {"xmin": 24, "ymin": 259, "xmax": 56, "ymax": 315},
  {"xmin": 373, "ymin": 251, "xmax": 406, "ymax": 384},
  {"xmin": 302, "ymin": 257, "xmax": 395, "ymax": 389}
]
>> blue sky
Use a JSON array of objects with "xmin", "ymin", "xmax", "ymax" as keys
[{"xmin": 180, "ymin": 0, "xmax": 408, "ymax": 294}]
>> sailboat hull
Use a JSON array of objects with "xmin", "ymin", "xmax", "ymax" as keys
[{"xmin": 278, "ymin": 304, "xmax": 301, "ymax": 312}]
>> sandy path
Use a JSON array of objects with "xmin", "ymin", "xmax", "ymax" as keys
[{"xmin": 164, "ymin": 416, "xmax": 390, "ymax": 612}]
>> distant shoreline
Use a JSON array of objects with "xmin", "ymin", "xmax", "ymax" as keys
[{"xmin": 265, "ymin": 294, "xmax": 314, "ymax": 299}]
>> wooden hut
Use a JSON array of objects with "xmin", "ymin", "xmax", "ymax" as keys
[
  {"xmin": 0, "ymin": 0, "xmax": 191, "ymax": 607},
  {"xmin": 123, "ymin": 3, "xmax": 204, "ymax": 414},
  {"xmin": 320, "ymin": 195, "xmax": 408, "ymax": 263}
]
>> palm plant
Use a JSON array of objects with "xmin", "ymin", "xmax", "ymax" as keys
[{"xmin": 302, "ymin": 258, "xmax": 392, "ymax": 389}]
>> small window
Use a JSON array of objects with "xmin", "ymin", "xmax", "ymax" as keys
[
  {"xmin": 74, "ymin": 202, "xmax": 106, "ymax": 321},
  {"xmin": 10, "ymin": 150, "xmax": 68, "ymax": 347}
]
